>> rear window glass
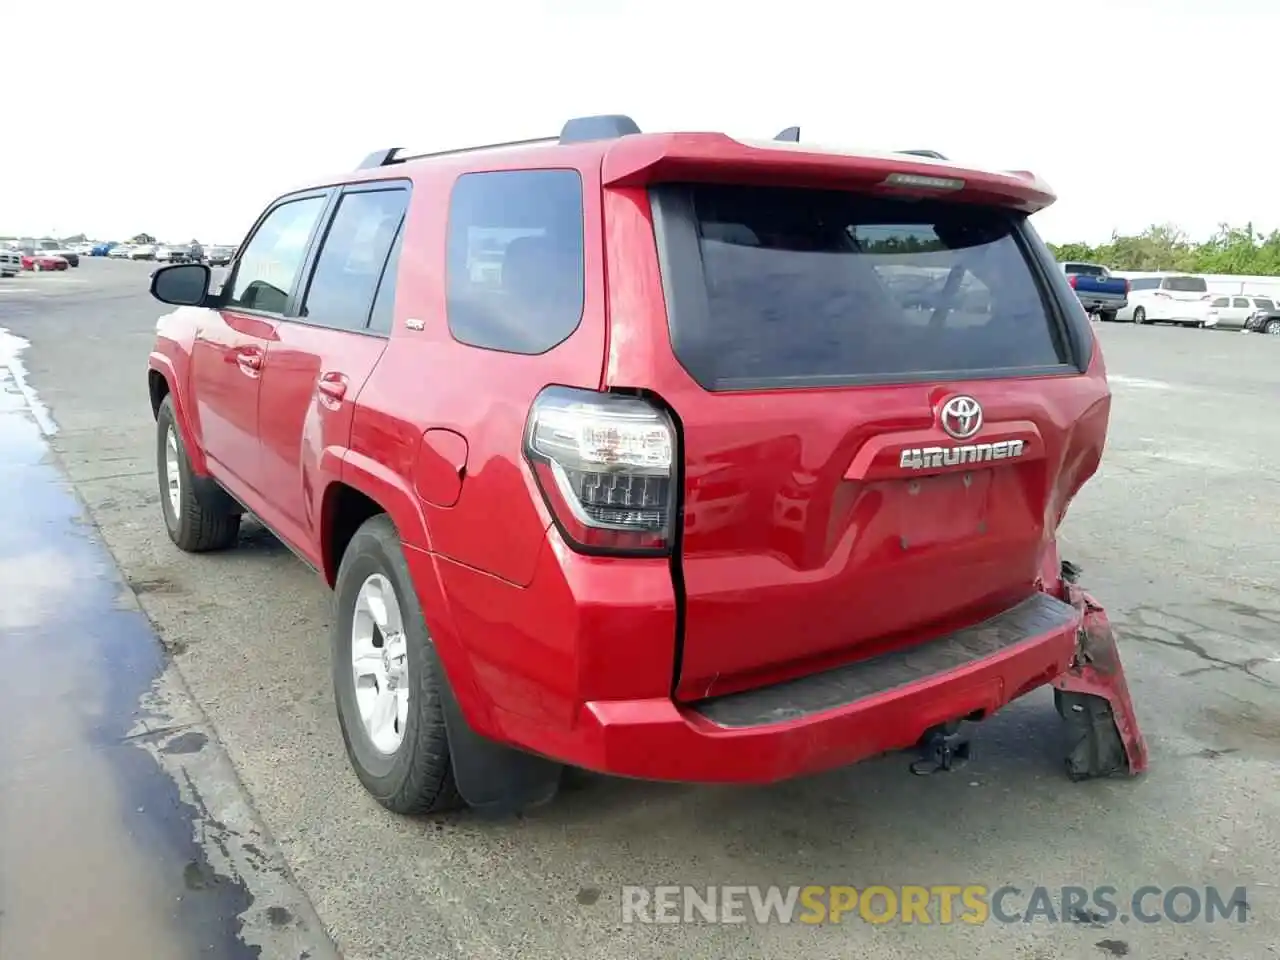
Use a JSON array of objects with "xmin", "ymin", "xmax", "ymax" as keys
[
  {"xmin": 1065, "ymin": 263, "xmax": 1105, "ymax": 276},
  {"xmin": 1163, "ymin": 276, "xmax": 1208, "ymax": 292},
  {"xmin": 1129, "ymin": 278, "xmax": 1161, "ymax": 291},
  {"xmin": 1253, "ymin": 298, "xmax": 1274, "ymax": 310},
  {"xmin": 664, "ymin": 185, "xmax": 1068, "ymax": 389}
]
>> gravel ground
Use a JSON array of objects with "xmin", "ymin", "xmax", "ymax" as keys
[{"xmin": 2, "ymin": 257, "xmax": 1277, "ymax": 960}]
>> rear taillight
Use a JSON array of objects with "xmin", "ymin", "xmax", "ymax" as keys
[
  {"xmin": 1123, "ymin": 278, "xmax": 1131, "ymax": 294},
  {"xmin": 1067, "ymin": 275, "xmax": 1078, "ymax": 288},
  {"xmin": 524, "ymin": 386, "xmax": 677, "ymax": 555}
]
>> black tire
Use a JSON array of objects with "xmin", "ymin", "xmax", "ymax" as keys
[
  {"xmin": 1266, "ymin": 319, "xmax": 1280, "ymax": 336},
  {"xmin": 155, "ymin": 395, "xmax": 240, "ymax": 552},
  {"xmin": 1099, "ymin": 311, "xmax": 1116, "ymax": 323},
  {"xmin": 332, "ymin": 514, "xmax": 463, "ymax": 815},
  {"xmin": 1132, "ymin": 306, "xmax": 1146, "ymax": 324}
]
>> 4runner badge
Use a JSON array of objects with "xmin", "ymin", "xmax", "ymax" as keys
[
  {"xmin": 899, "ymin": 395, "xmax": 1025, "ymax": 470},
  {"xmin": 899, "ymin": 439, "xmax": 1026, "ymax": 471}
]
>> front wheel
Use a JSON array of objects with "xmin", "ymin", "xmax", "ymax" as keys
[
  {"xmin": 155, "ymin": 395, "xmax": 240, "ymax": 551},
  {"xmin": 1132, "ymin": 306, "xmax": 1146, "ymax": 324},
  {"xmin": 332, "ymin": 515, "xmax": 463, "ymax": 815}
]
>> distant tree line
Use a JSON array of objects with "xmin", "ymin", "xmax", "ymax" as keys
[{"xmin": 1047, "ymin": 223, "xmax": 1280, "ymax": 276}]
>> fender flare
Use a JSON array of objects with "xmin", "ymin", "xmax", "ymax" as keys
[
  {"xmin": 147, "ymin": 352, "xmax": 208, "ymax": 475},
  {"xmin": 330, "ymin": 454, "xmax": 494, "ymax": 732}
]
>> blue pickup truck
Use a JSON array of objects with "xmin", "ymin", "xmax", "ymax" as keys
[{"xmin": 1059, "ymin": 262, "xmax": 1129, "ymax": 322}]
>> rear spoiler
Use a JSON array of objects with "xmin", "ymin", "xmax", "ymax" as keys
[{"xmin": 599, "ymin": 133, "xmax": 1056, "ymax": 214}]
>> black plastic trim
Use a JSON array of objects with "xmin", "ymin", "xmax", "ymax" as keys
[
  {"xmin": 559, "ymin": 114, "xmax": 641, "ymax": 144},
  {"xmin": 693, "ymin": 592, "xmax": 1078, "ymax": 727},
  {"xmin": 357, "ymin": 147, "xmax": 402, "ymax": 169}
]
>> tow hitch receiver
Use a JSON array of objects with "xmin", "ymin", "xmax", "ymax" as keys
[
  {"xmin": 1050, "ymin": 565, "xmax": 1149, "ymax": 779},
  {"xmin": 911, "ymin": 721, "xmax": 973, "ymax": 776}
]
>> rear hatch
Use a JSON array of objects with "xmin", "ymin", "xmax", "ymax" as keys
[
  {"xmin": 1157, "ymin": 275, "xmax": 1211, "ymax": 309},
  {"xmin": 602, "ymin": 143, "xmax": 1109, "ymax": 701}
]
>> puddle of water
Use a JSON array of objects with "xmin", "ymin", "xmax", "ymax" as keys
[
  {"xmin": 0, "ymin": 327, "xmax": 58, "ymax": 436},
  {"xmin": 0, "ymin": 339, "xmax": 336, "ymax": 959}
]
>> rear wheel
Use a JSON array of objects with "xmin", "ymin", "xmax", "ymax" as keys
[
  {"xmin": 155, "ymin": 395, "xmax": 241, "ymax": 551},
  {"xmin": 1132, "ymin": 306, "xmax": 1146, "ymax": 324},
  {"xmin": 332, "ymin": 514, "xmax": 463, "ymax": 815},
  {"xmin": 1099, "ymin": 311, "xmax": 1116, "ymax": 323},
  {"xmin": 1266, "ymin": 319, "xmax": 1280, "ymax": 336}
]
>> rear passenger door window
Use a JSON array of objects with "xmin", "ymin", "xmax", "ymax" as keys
[
  {"xmin": 225, "ymin": 195, "xmax": 328, "ymax": 314},
  {"xmin": 445, "ymin": 170, "xmax": 585, "ymax": 353},
  {"xmin": 300, "ymin": 186, "xmax": 409, "ymax": 332}
]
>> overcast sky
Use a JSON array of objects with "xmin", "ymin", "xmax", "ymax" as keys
[{"xmin": 2, "ymin": 0, "xmax": 1272, "ymax": 246}]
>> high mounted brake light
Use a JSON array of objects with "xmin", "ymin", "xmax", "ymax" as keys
[
  {"xmin": 524, "ymin": 387, "xmax": 677, "ymax": 555},
  {"xmin": 881, "ymin": 172, "xmax": 965, "ymax": 191}
]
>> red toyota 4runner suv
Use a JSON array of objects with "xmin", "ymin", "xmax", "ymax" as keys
[{"xmin": 146, "ymin": 116, "xmax": 1147, "ymax": 816}]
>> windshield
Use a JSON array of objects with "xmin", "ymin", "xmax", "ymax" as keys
[
  {"xmin": 1163, "ymin": 276, "xmax": 1208, "ymax": 293},
  {"xmin": 658, "ymin": 184, "xmax": 1069, "ymax": 390}
]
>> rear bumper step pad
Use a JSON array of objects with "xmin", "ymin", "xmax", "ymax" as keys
[{"xmin": 692, "ymin": 592, "xmax": 1077, "ymax": 728}]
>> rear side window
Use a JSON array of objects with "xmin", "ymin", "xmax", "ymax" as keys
[
  {"xmin": 1254, "ymin": 298, "xmax": 1275, "ymax": 310},
  {"xmin": 657, "ymin": 184, "xmax": 1069, "ymax": 390},
  {"xmin": 446, "ymin": 169, "xmax": 585, "ymax": 354},
  {"xmin": 1232, "ymin": 297, "xmax": 1250, "ymax": 309},
  {"xmin": 1163, "ymin": 276, "xmax": 1208, "ymax": 293},
  {"xmin": 226, "ymin": 195, "xmax": 328, "ymax": 314},
  {"xmin": 301, "ymin": 186, "xmax": 408, "ymax": 332}
]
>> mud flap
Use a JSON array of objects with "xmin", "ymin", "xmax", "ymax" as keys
[
  {"xmin": 1050, "ymin": 571, "xmax": 1149, "ymax": 779},
  {"xmin": 438, "ymin": 680, "xmax": 563, "ymax": 817}
]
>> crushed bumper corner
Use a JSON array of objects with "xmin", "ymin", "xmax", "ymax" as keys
[{"xmin": 1050, "ymin": 579, "xmax": 1148, "ymax": 778}]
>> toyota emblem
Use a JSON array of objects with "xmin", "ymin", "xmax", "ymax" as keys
[{"xmin": 939, "ymin": 395, "xmax": 983, "ymax": 440}]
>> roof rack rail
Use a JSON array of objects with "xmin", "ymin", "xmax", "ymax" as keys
[
  {"xmin": 898, "ymin": 149, "xmax": 949, "ymax": 160},
  {"xmin": 774, "ymin": 126, "xmax": 800, "ymax": 142},
  {"xmin": 558, "ymin": 114, "xmax": 642, "ymax": 144},
  {"xmin": 357, "ymin": 148, "xmax": 403, "ymax": 170}
]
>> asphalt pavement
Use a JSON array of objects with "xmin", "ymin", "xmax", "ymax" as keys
[{"xmin": 1, "ymin": 258, "xmax": 1277, "ymax": 960}]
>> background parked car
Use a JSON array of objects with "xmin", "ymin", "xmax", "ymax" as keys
[
  {"xmin": 108, "ymin": 244, "xmax": 133, "ymax": 259},
  {"xmin": 22, "ymin": 253, "xmax": 69, "ymax": 272},
  {"xmin": 204, "ymin": 245, "xmax": 235, "ymax": 266},
  {"xmin": 1205, "ymin": 294, "xmax": 1275, "ymax": 330},
  {"xmin": 129, "ymin": 244, "xmax": 157, "ymax": 260},
  {"xmin": 0, "ymin": 249, "xmax": 21, "ymax": 277},
  {"xmin": 1243, "ymin": 308, "xmax": 1280, "ymax": 335},
  {"xmin": 154, "ymin": 245, "xmax": 189, "ymax": 263},
  {"xmin": 34, "ymin": 239, "xmax": 79, "ymax": 267},
  {"xmin": 90, "ymin": 242, "xmax": 117, "ymax": 256},
  {"xmin": 1114, "ymin": 275, "xmax": 1212, "ymax": 326},
  {"xmin": 1060, "ymin": 262, "xmax": 1129, "ymax": 322}
]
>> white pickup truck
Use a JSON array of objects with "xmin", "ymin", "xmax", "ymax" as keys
[{"xmin": 0, "ymin": 248, "xmax": 22, "ymax": 277}]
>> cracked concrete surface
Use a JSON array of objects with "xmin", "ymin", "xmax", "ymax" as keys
[{"xmin": 2, "ymin": 260, "xmax": 1278, "ymax": 959}]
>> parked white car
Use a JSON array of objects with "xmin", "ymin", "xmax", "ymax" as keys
[
  {"xmin": 1114, "ymin": 275, "xmax": 1212, "ymax": 326},
  {"xmin": 0, "ymin": 249, "xmax": 21, "ymax": 277},
  {"xmin": 129, "ymin": 244, "xmax": 158, "ymax": 260},
  {"xmin": 154, "ymin": 245, "xmax": 190, "ymax": 263},
  {"xmin": 109, "ymin": 245, "xmax": 134, "ymax": 259},
  {"xmin": 1204, "ymin": 294, "xmax": 1276, "ymax": 330}
]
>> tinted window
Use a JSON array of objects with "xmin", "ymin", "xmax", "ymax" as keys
[
  {"xmin": 368, "ymin": 220, "xmax": 404, "ymax": 335},
  {"xmin": 1163, "ymin": 276, "xmax": 1208, "ymax": 293},
  {"xmin": 662, "ymin": 184, "xmax": 1067, "ymax": 390},
  {"xmin": 226, "ymin": 195, "xmax": 327, "ymax": 313},
  {"xmin": 1233, "ymin": 297, "xmax": 1250, "ymax": 308},
  {"xmin": 301, "ymin": 188, "xmax": 407, "ymax": 331},
  {"xmin": 1129, "ymin": 278, "xmax": 1161, "ymax": 291},
  {"xmin": 1253, "ymin": 298, "xmax": 1275, "ymax": 310},
  {"xmin": 446, "ymin": 170, "xmax": 585, "ymax": 354},
  {"xmin": 1064, "ymin": 263, "xmax": 1104, "ymax": 276},
  {"xmin": 1211, "ymin": 297, "xmax": 1230, "ymax": 308}
]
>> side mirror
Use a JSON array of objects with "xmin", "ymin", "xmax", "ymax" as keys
[{"xmin": 150, "ymin": 262, "xmax": 211, "ymax": 306}]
